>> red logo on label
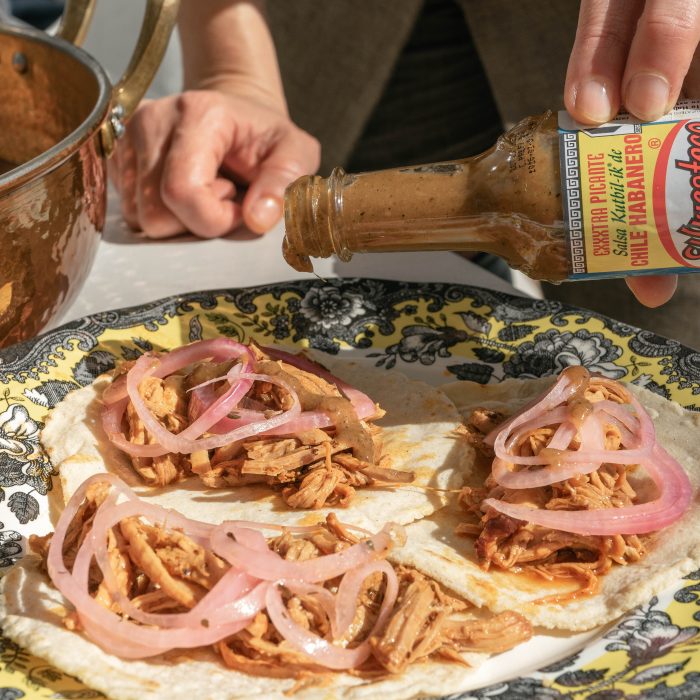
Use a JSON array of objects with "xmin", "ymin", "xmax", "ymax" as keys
[
  {"xmin": 674, "ymin": 122, "xmax": 700, "ymax": 261},
  {"xmin": 653, "ymin": 120, "xmax": 700, "ymax": 267}
]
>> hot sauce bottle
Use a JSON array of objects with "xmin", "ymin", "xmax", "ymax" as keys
[{"xmin": 283, "ymin": 101, "xmax": 700, "ymax": 282}]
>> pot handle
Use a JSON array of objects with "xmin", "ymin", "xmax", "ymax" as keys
[
  {"xmin": 57, "ymin": 0, "xmax": 180, "ymax": 157},
  {"xmin": 101, "ymin": 0, "xmax": 180, "ymax": 156},
  {"xmin": 55, "ymin": 0, "xmax": 96, "ymax": 46}
]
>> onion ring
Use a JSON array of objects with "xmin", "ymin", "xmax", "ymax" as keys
[{"xmin": 46, "ymin": 475, "xmax": 405, "ymax": 667}]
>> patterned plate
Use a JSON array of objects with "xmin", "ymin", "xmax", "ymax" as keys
[{"xmin": 0, "ymin": 278, "xmax": 699, "ymax": 700}]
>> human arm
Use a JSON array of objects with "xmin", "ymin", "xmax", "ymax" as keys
[{"xmin": 112, "ymin": 0, "xmax": 320, "ymax": 238}]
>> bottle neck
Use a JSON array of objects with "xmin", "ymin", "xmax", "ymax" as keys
[
  {"xmin": 284, "ymin": 163, "xmax": 491, "ymax": 265},
  {"xmin": 283, "ymin": 113, "xmax": 569, "ymax": 281},
  {"xmin": 283, "ymin": 168, "xmax": 350, "ymax": 272}
]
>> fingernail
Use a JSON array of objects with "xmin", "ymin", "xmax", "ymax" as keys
[
  {"xmin": 574, "ymin": 79, "xmax": 613, "ymax": 123},
  {"xmin": 249, "ymin": 196, "xmax": 282, "ymax": 231},
  {"xmin": 625, "ymin": 73, "xmax": 670, "ymax": 122}
]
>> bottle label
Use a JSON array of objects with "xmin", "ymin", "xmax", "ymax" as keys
[{"xmin": 558, "ymin": 100, "xmax": 700, "ymax": 279}]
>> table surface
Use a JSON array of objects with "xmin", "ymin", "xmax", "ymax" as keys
[{"xmin": 54, "ymin": 192, "xmax": 528, "ymax": 327}]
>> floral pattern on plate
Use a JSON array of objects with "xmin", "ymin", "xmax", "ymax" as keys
[{"xmin": 0, "ymin": 278, "xmax": 698, "ymax": 699}]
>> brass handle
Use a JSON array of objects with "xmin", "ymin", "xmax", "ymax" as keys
[
  {"xmin": 55, "ymin": 0, "xmax": 96, "ymax": 46},
  {"xmin": 100, "ymin": 0, "xmax": 180, "ymax": 157}
]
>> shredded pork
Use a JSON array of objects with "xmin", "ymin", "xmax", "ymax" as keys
[
  {"xmin": 126, "ymin": 373, "xmax": 191, "ymax": 485},
  {"xmin": 457, "ymin": 381, "xmax": 648, "ymax": 595},
  {"xmin": 118, "ymin": 346, "xmax": 411, "ymax": 508},
  {"xmin": 30, "ymin": 493, "xmax": 531, "ymax": 681},
  {"xmin": 370, "ymin": 569, "xmax": 530, "ymax": 673}
]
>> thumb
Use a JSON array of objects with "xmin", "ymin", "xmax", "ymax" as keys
[
  {"xmin": 242, "ymin": 129, "xmax": 320, "ymax": 234},
  {"xmin": 625, "ymin": 275, "xmax": 678, "ymax": 307}
]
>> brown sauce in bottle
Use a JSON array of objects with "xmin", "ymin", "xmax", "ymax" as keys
[{"xmin": 283, "ymin": 112, "xmax": 570, "ymax": 281}]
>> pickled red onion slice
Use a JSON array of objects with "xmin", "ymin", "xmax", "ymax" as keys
[
  {"xmin": 46, "ymin": 474, "xmax": 404, "ymax": 667},
  {"xmin": 544, "ymin": 422, "xmax": 578, "ymax": 451},
  {"xmin": 90, "ymin": 499, "xmax": 257, "ymax": 628},
  {"xmin": 101, "ymin": 397, "xmax": 167, "ymax": 459},
  {"xmin": 483, "ymin": 367, "xmax": 590, "ymax": 447},
  {"xmin": 262, "ymin": 345, "xmax": 377, "ymax": 420},
  {"xmin": 484, "ymin": 444, "xmax": 691, "ymax": 535},
  {"xmin": 283, "ymin": 581, "xmax": 341, "ymax": 637},
  {"xmin": 265, "ymin": 559, "xmax": 398, "ymax": 670},
  {"xmin": 594, "ymin": 400, "xmax": 639, "ymax": 434},
  {"xmin": 490, "ymin": 375, "xmax": 657, "ymax": 490},
  {"xmin": 211, "ymin": 521, "xmax": 400, "ymax": 582},
  {"xmin": 103, "ymin": 341, "xmax": 378, "ymax": 458},
  {"xmin": 502, "ymin": 407, "xmax": 573, "ymax": 445},
  {"xmin": 188, "ymin": 384, "xmax": 274, "ymax": 434},
  {"xmin": 102, "ymin": 339, "xmax": 255, "ymax": 405},
  {"xmin": 102, "ymin": 340, "xmax": 255, "ymax": 457},
  {"xmin": 186, "ymin": 373, "xmax": 230, "ymax": 393},
  {"xmin": 200, "ymin": 345, "xmax": 378, "ymax": 434},
  {"xmin": 481, "ymin": 369, "xmax": 693, "ymax": 534},
  {"xmin": 179, "ymin": 363, "xmax": 252, "ymax": 440},
  {"xmin": 211, "ymin": 410, "xmax": 336, "ymax": 436},
  {"xmin": 493, "ymin": 404, "xmax": 652, "ymax": 468},
  {"xmin": 333, "ymin": 560, "xmax": 398, "ymax": 638},
  {"xmin": 48, "ymin": 475, "xmax": 260, "ymax": 656},
  {"xmin": 492, "ymin": 410, "xmax": 606, "ymax": 489},
  {"xmin": 119, "ymin": 360, "xmax": 301, "ymax": 455}
]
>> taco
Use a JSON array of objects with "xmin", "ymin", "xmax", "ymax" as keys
[
  {"xmin": 0, "ymin": 474, "xmax": 532, "ymax": 700},
  {"xmin": 42, "ymin": 340, "xmax": 468, "ymax": 531},
  {"xmin": 389, "ymin": 368, "xmax": 700, "ymax": 630}
]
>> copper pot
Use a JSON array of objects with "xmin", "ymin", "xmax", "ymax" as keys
[{"xmin": 0, "ymin": 0, "xmax": 178, "ymax": 347}]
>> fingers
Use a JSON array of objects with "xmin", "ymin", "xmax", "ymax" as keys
[
  {"xmin": 626, "ymin": 275, "xmax": 678, "ymax": 307},
  {"xmin": 242, "ymin": 128, "xmax": 321, "ymax": 233},
  {"xmin": 566, "ymin": 0, "xmax": 643, "ymax": 124},
  {"xmin": 112, "ymin": 94, "xmax": 240, "ymax": 239},
  {"xmin": 112, "ymin": 99, "xmax": 186, "ymax": 238},
  {"xmin": 568, "ymin": 3, "xmax": 694, "ymax": 311},
  {"xmin": 160, "ymin": 93, "xmax": 243, "ymax": 238},
  {"xmin": 567, "ymin": 0, "xmax": 700, "ymax": 123},
  {"xmin": 622, "ymin": 0, "xmax": 700, "ymax": 121},
  {"xmin": 130, "ymin": 102, "xmax": 185, "ymax": 238},
  {"xmin": 111, "ymin": 90, "xmax": 320, "ymax": 239}
]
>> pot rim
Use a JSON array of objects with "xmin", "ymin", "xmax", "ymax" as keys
[{"xmin": 0, "ymin": 23, "xmax": 112, "ymax": 193}]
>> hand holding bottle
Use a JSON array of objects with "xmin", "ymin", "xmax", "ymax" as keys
[{"xmin": 566, "ymin": 0, "xmax": 700, "ymax": 307}]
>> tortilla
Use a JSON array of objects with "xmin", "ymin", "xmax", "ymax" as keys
[
  {"xmin": 0, "ymin": 556, "xmax": 489, "ymax": 700},
  {"xmin": 389, "ymin": 376, "xmax": 700, "ymax": 631},
  {"xmin": 0, "ymin": 354, "xmax": 532, "ymax": 698},
  {"xmin": 41, "ymin": 355, "xmax": 468, "ymax": 531}
]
